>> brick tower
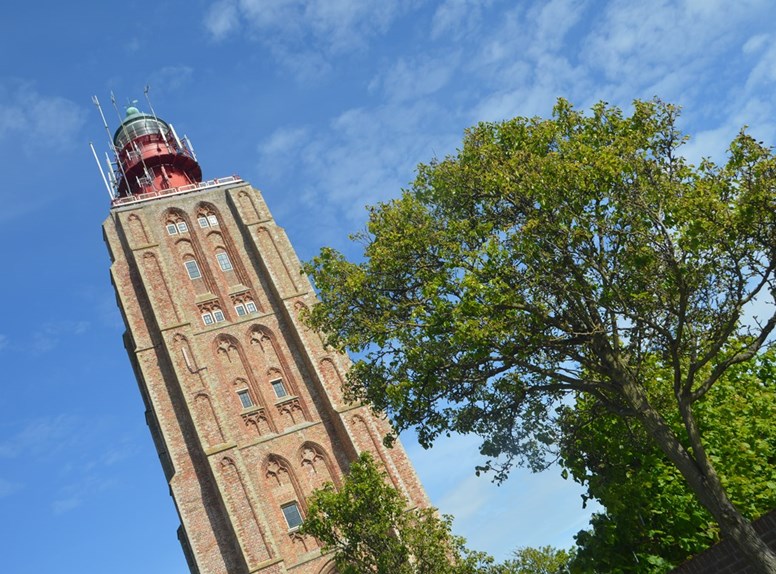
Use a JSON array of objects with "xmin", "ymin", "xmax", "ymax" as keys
[{"xmin": 101, "ymin": 105, "xmax": 427, "ymax": 573}]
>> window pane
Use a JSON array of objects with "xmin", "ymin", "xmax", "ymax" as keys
[
  {"xmin": 198, "ymin": 217, "xmax": 209, "ymax": 228},
  {"xmin": 237, "ymin": 390, "xmax": 253, "ymax": 408},
  {"xmin": 166, "ymin": 223, "xmax": 178, "ymax": 235},
  {"xmin": 271, "ymin": 379, "xmax": 288, "ymax": 398},
  {"xmin": 176, "ymin": 221, "xmax": 188, "ymax": 232},
  {"xmin": 213, "ymin": 310, "xmax": 225, "ymax": 322},
  {"xmin": 282, "ymin": 502, "xmax": 303, "ymax": 529},
  {"xmin": 246, "ymin": 301, "xmax": 257, "ymax": 313},
  {"xmin": 216, "ymin": 252, "xmax": 233, "ymax": 271},
  {"xmin": 208, "ymin": 215, "xmax": 218, "ymax": 226},
  {"xmin": 185, "ymin": 260, "xmax": 201, "ymax": 279},
  {"xmin": 202, "ymin": 313, "xmax": 214, "ymax": 325},
  {"xmin": 235, "ymin": 304, "xmax": 247, "ymax": 316}
]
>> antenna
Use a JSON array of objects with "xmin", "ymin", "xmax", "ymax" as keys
[
  {"xmin": 184, "ymin": 135, "xmax": 198, "ymax": 162},
  {"xmin": 169, "ymin": 123, "xmax": 184, "ymax": 150},
  {"xmin": 90, "ymin": 142, "xmax": 114, "ymax": 199},
  {"xmin": 144, "ymin": 84, "xmax": 170, "ymax": 147},
  {"xmin": 92, "ymin": 95, "xmax": 129, "ymax": 189},
  {"xmin": 109, "ymin": 91, "xmax": 125, "ymax": 126},
  {"xmin": 105, "ymin": 152, "xmax": 118, "ymax": 188}
]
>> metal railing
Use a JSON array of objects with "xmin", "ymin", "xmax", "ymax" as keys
[{"xmin": 110, "ymin": 175, "xmax": 244, "ymax": 208}]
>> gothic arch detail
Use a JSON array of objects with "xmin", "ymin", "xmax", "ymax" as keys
[
  {"xmin": 351, "ymin": 414, "xmax": 399, "ymax": 491},
  {"xmin": 140, "ymin": 252, "xmax": 179, "ymax": 323},
  {"xmin": 126, "ymin": 212, "xmax": 150, "ymax": 246},
  {"xmin": 237, "ymin": 190, "xmax": 260, "ymax": 223},
  {"xmin": 319, "ymin": 358, "xmax": 345, "ymax": 405},
  {"xmin": 255, "ymin": 226, "xmax": 299, "ymax": 293},
  {"xmin": 219, "ymin": 456, "xmax": 272, "ymax": 566},
  {"xmin": 194, "ymin": 392, "xmax": 225, "ymax": 446},
  {"xmin": 265, "ymin": 454, "xmax": 292, "ymax": 487},
  {"xmin": 299, "ymin": 442, "xmax": 338, "ymax": 487}
]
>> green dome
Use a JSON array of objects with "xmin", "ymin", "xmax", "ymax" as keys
[{"xmin": 125, "ymin": 106, "xmax": 141, "ymax": 117}]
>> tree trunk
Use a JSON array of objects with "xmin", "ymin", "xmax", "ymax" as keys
[{"xmin": 621, "ymin": 379, "xmax": 776, "ymax": 573}]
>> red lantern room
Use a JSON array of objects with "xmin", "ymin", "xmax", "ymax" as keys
[{"xmin": 112, "ymin": 106, "xmax": 202, "ymax": 197}]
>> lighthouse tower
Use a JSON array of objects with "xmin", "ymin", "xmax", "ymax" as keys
[{"xmin": 101, "ymin": 105, "xmax": 428, "ymax": 574}]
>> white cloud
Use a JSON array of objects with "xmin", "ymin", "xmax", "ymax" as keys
[
  {"xmin": 0, "ymin": 82, "xmax": 85, "ymax": 150},
  {"xmin": 0, "ymin": 478, "xmax": 21, "ymax": 498},
  {"xmin": 0, "ymin": 415, "xmax": 80, "ymax": 459},
  {"xmin": 369, "ymin": 53, "xmax": 460, "ymax": 103},
  {"xmin": 204, "ymin": 0, "xmax": 425, "ymax": 78},
  {"xmin": 204, "ymin": 0, "xmax": 241, "ymax": 40},
  {"xmin": 31, "ymin": 321, "xmax": 90, "ymax": 354},
  {"xmin": 147, "ymin": 65, "xmax": 195, "ymax": 93},
  {"xmin": 431, "ymin": 0, "xmax": 491, "ymax": 41}
]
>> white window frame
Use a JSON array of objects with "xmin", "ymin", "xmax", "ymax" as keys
[
  {"xmin": 281, "ymin": 501, "xmax": 303, "ymax": 530},
  {"xmin": 166, "ymin": 223, "xmax": 178, "ymax": 235},
  {"xmin": 176, "ymin": 221, "xmax": 189, "ymax": 233},
  {"xmin": 271, "ymin": 378, "xmax": 288, "ymax": 398},
  {"xmin": 202, "ymin": 312, "xmax": 214, "ymax": 325},
  {"xmin": 213, "ymin": 309, "xmax": 226, "ymax": 322},
  {"xmin": 185, "ymin": 260, "xmax": 202, "ymax": 279},
  {"xmin": 235, "ymin": 304, "xmax": 247, "ymax": 317},
  {"xmin": 207, "ymin": 214, "xmax": 218, "ymax": 226},
  {"xmin": 216, "ymin": 252, "xmax": 233, "ymax": 271},
  {"xmin": 245, "ymin": 301, "xmax": 257, "ymax": 313},
  {"xmin": 198, "ymin": 216, "xmax": 209, "ymax": 228},
  {"xmin": 237, "ymin": 389, "xmax": 253, "ymax": 409}
]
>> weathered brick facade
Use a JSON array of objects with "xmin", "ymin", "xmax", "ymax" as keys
[
  {"xmin": 104, "ymin": 180, "xmax": 428, "ymax": 574},
  {"xmin": 670, "ymin": 510, "xmax": 776, "ymax": 574}
]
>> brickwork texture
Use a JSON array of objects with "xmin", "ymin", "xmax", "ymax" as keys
[{"xmin": 104, "ymin": 182, "xmax": 429, "ymax": 574}]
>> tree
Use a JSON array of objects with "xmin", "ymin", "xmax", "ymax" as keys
[
  {"xmin": 304, "ymin": 99, "xmax": 776, "ymax": 571},
  {"xmin": 300, "ymin": 453, "xmax": 496, "ymax": 573},
  {"xmin": 561, "ymin": 347, "xmax": 776, "ymax": 572},
  {"xmin": 504, "ymin": 546, "xmax": 572, "ymax": 574}
]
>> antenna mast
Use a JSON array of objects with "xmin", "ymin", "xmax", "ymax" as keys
[
  {"xmin": 90, "ymin": 142, "xmax": 114, "ymax": 199},
  {"xmin": 144, "ymin": 85, "xmax": 170, "ymax": 147},
  {"xmin": 92, "ymin": 95, "xmax": 128, "ymax": 190}
]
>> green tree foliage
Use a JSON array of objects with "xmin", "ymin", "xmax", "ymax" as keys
[
  {"xmin": 503, "ymin": 546, "xmax": 573, "ymax": 574},
  {"xmin": 561, "ymin": 348, "xmax": 776, "ymax": 573},
  {"xmin": 300, "ymin": 453, "xmax": 497, "ymax": 574},
  {"xmin": 304, "ymin": 99, "xmax": 776, "ymax": 571}
]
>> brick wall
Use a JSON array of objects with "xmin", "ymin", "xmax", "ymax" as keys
[
  {"xmin": 104, "ymin": 182, "xmax": 429, "ymax": 574},
  {"xmin": 671, "ymin": 510, "xmax": 776, "ymax": 573}
]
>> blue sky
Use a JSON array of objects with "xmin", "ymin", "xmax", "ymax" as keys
[{"xmin": 2, "ymin": 1, "xmax": 776, "ymax": 572}]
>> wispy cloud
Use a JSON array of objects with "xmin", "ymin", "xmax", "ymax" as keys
[
  {"xmin": 0, "ymin": 415, "xmax": 80, "ymax": 459},
  {"xmin": 31, "ymin": 321, "xmax": 90, "ymax": 354},
  {"xmin": 204, "ymin": 0, "xmax": 424, "ymax": 79},
  {"xmin": 51, "ymin": 474, "xmax": 118, "ymax": 515},
  {"xmin": 147, "ymin": 65, "xmax": 195, "ymax": 93},
  {"xmin": 0, "ymin": 81, "xmax": 85, "ymax": 150},
  {"xmin": 0, "ymin": 478, "xmax": 21, "ymax": 498}
]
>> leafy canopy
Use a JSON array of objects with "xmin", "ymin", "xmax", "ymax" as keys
[
  {"xmin": 304, "ymin": 98, "xmax": 776, "ymax": 569},
  {"xmin": 306, "ymin": 98, "xmax": 775, "ymax": 478},
  {"xmin": 300, "ymin": 453, "xmax": 497, "ymax": 574}
]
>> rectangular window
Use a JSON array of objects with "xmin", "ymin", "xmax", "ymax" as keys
[
  {"xmin": 235, "ymin": 304, "xmax": 247, "ymax": 317},
  {"xmin": 166, "ymin": 223, "xmax": 178, "ymax": 235},
  {"xmin": 271, "ymin": 379, "xmax": 288, "ymax": 398},
  {"xmin": 281, "ymin": 502, "xmax": 303, "ymax": 530},
  {"xmin": 237, "ymin": 389, "xmax": 253, "ymax": 409},
  {"xmin": 176, "ymin": 221, "xmax": 188, "ymax": 233},
  {"xmin": 216, "ymin": 252, "xmax": 233, "ymax": 271},
  {"xmin": 207, "ymin": 215, "xmax": 218, "ymax": 226},
  {"xmin": 245, "ymin": 301, "xmax": 257, "ymax": 313},
  {"xmin": 213, "ymin": 310, "xmax": 225, "ymax": 322},
  {"xmin": 185, "ymin": 260, "xmax": 202, "ymax": 279},
  {"xmin": 202, "ymin": 312, "xmax": 214, "ymax": 325},
  {"xmin": 198, "ymin": 216, "xmax": 209, "ymax": 228}
]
